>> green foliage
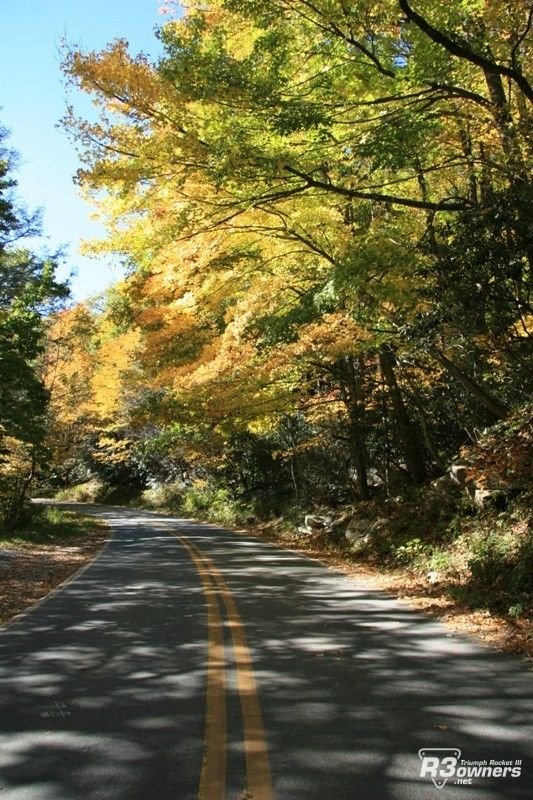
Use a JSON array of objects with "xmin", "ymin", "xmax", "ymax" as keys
[
  {"xmin": 182, "ymin": 481, "xmax": 254, "ymax": 526},
  {"xmin": 393, "ymin": 537, "xmax": 430, "ymax": 567},
  {"xmin": 141, "ymin": 481, "xmax": 184, "ymax": 512},
  {"xmin": 59, "ymin": 0, "xmax": 533, "ymax": 512},
  {"xmin": 0, "ymin": 504, "xmax": 101, "ymax": 545},
  {"xmin": 45, "ymin": 1, "xmax": 532, "ymax": 635},
  {"xmin": 467, "ymin": 530, "xmax": 518, "ymax": 583},
  {"xmin": 462, "ymin": 526, "xmax": 533, "ymax": 614},
  {"xmin": 0, "ymin": 127, "xmax": 69, "ymax": 527},
  {"xmin": 55, "ymin": 479, "xmax": 107, "ymax": 503},
  {"xmin": 428, "ymin": 549, "xmax": 453, "ymax": 573}
]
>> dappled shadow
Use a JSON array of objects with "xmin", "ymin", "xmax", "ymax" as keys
[
  {"xmin": 0, "ymin": 510, "xmax": 206, "ymax": 800},
  {"xmin": 1, "ymin": 502, "xmax": 532, "ymax": 799},
  {"xmin": 167, "ymin": 519, "xmax": 533, "ymax": 800}
]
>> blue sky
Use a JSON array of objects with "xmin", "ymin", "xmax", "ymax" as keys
[{"xmin": 0, "ymin": 1, "xmax": 169, "ymax": 299}]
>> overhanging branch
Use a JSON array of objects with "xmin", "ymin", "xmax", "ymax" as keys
[
  {"xmin": 399, "ymin": 0, "xmax": 533, "ymax": 105},
  {"xmin": 283, "ymin": 165, "xmax": 468, "ymax": 211}
]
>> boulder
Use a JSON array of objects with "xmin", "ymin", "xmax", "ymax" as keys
[
  {"xmin": 345, "ymin": 527, "xmax": 368, "ymax": 543},
  {"xmin": 431, "ymin": 475, "xmax": 446, "ymax": 490},
  {"xmin": 367, "ymin": 468, "xmax": 385, "ymax": 488},
  {"xmin": 345, "ymin": 527, "xmax": 371, "ymax": 554},
  {"xmin": 474, "ymin": 488, "xmax": 508, "ymax": 510},
  {"xmin": 298, "ymin": 514, "xmax": 335, "ymax": 535},
  {"xmin": 304, "ymin": 514, "xmax": 333, "ymax": 532},
  {"xmin": 449, "ymin": 464, "xmax": 469, "ymax": 487}
]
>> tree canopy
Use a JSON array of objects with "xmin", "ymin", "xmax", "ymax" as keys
[
  {"xmin": 0, "ymin": 127, "xmax": 68, "ymax": 525},
  {"xmin": 49, "ymin": 0, "xmax": 532, "ymax": 506}
]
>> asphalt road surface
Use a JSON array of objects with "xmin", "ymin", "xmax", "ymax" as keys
[{"xmin": 0, "ymin": 503, "xmax": 531, "ymax": 800}]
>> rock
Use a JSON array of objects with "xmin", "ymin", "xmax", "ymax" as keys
[
  {"xmin": 431, "ymin": 475, "xmax": 459, "ymax": 493},
  {"xmin": 304, "ymin": 514, "xmax": 332, "ymax": 532},
  {"xmin": 431, "ymin": 475, "xmax": 446, "ymax": 490},
  {"xmin": 345, "ymin": 514, "xmax": 374, "ymax": 539},
  {"xmin": 298, "ymin": 514, "xmax": 335, "ymax": 535},
  {"xmin": 261, "ymin": 516, "xmax": 284, "ymax": 529},
  {"xmin": 345, "ymin": 528, "xmax": 366, "ymax": 543},
  {"xmin": 330, "ymin": 511, "xmax": 352, "ymax": 530},
  {"xmin": 345, "ymin": 528, "xmax": 371, "ymax": 554},
  {"xmin": 426, "ymin": 571, "xmax": 440, "ymax": 584},
  {"xmin": 474, "ymin": 488, "xmax": 491, "ymax": 507},
  {"xmin": 345, "ymin": 517, "xmax": 371, "ymax": 535},
  {"xmin": 474, "ymin": 488, "xmax": 508, "ymax": 510},
  {"xmin": 367, "ymin": 468, "xmax": 384, "ymax": 488},
  {"xmin": 449, "ymin": 464, "xmax": 468, "ymax": 487}
]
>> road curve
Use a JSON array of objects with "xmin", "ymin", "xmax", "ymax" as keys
[{"xmin": 0, "ymin": 502, "xmax": 531, "ymax": 799}]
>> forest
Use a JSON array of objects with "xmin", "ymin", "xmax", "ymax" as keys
[{"xmin": 1, "ymin": 1, "xmax": 532, "ymax": 625}]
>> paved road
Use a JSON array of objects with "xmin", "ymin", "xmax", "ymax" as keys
[{"xmin": 0, "ymin": 503, "xmax": 531, "ymax": 799}]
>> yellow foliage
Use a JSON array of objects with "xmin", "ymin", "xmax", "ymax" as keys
[{"xmin": 0, "ymin": 437, "xmax": 33, "ymax": 478}]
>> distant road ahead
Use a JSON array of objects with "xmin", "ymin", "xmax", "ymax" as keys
[{"xmin": 0, "ymin": 503, "xmax": 531, "ymax": 799}]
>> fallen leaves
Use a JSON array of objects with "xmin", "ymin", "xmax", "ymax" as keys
[{"xmin": 0, "ymin": 530, "xmax": 109, "ymax": 625}]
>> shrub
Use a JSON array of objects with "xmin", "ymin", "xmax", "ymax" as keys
[
  {"xmin": 55, "ymin": 479, "xmax": 107, "ymax": 503},
  {"xmin": 392, "ymin": 537, "xmax": 430, "ymax": 567},
  {"xmin": 456, "ymin": 528, "xmax": 533, "ymax": 614},
  {"xmin": 141, "ymin": 481, "xmax": 184, "ymax": 512},
  {"xmin": 181, "ymin": 481, "xmax": 254, "ymax": 526}
]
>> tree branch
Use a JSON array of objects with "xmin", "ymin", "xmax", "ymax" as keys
[
  {"xmin": 399, "ymin": 0, "xmax": 533, "ymax": 104},
  {"xmin": 290, "ymin": 0, "xmax": 396, "ymax": 77},
  {"xmin": 283, "ymin": 165, "xmax": 468, "ymax": 211}
]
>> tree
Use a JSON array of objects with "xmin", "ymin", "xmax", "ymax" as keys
[
  {"xmin": 53, "ymin": 1, "xmax": 531, "ymax": 508},
  {"xmin": 0, "ymin": 128, "xmax": 68, "ymax": 526}
]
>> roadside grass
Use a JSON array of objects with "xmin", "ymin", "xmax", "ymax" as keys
[
  {"xmin": 54, "ymin": 478, "xmax": 106, "ymax": 503},
  {"xmin": 0, "ymin": 505, "xmax": 105, "ymax": 548},
  {"xmin": 0, "ymin": 505, "xmax": 109, "ymax": 626},
  {"xmin": 379, "ymin": 497, "xmax": 533, "ymax": 619}
]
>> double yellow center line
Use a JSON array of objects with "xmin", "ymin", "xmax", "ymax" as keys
[{"xmin": 174, "ymin": 532, "xmax": 274, "ymax": 800}]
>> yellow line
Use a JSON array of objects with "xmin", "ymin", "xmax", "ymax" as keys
[
  {"xmin": 211, "ymin": 568, "xmax": 274, "ymax": 800},
  {"xmin": 179, "ymin": 539, "xmax": 226, "ymax": 800},
  {"xmin": 176, "ymin": 533, "xmax": 274, "ymax": 800}
]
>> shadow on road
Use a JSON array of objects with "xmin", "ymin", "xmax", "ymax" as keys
[{"xmin": 1, "ymin": 503, "xmax": 531, "ymax": 800}]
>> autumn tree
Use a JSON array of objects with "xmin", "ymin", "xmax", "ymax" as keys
[
  {"xmin": 0, "ymin": 127, "xmax": 68, "ymax": 525},
  {"xmin": 55, "ymin": 1, "xmax": 532, "ymax": 505}
]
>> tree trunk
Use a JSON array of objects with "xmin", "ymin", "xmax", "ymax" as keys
[
  {"xmin": 348, "ymin": 415, "xmax": 370, "ymax": 500},
  {"xmin": 337, "ymin": 356, "xmax": 371, "ymax": 500},
  {"xmin": 483, "ymin": 68, "xmax": 526, "ymax": 180},
  {"xmin": 379, "ymin": 346, "xmax": 427, "ymax": 484},
  {"xmin": 432, "ymin": 348, "xmax": 509, "ymax": 419}
]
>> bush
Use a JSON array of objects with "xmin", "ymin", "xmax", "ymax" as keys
[
  {"xmin": 0, "ymin": 504, "xmax": 101, "ymax": 544},
  {"xmin": 181, "ymin": 481, "xmax": 254, "ymax": 526},
  {"xmin": 138, "ymin": 478, "xmax": 255, "ymax": 527},
  {"xmin": 55, "ymin": 478, "xmax": 107, "ymax": 503},
  {"xmin": 141, "ymin": 481, "xmax": 184, "ymax": 512},
  {"xmin": 450, "ymin": 526, "xmax": 533, "ymax": 615},
  {"xmin": 467, "ymin": 531, "xmax": 518, "ymax": 584},
  {"xmin": 392, "ymin": 537, "xmax": 430, "ymax": 567},
  {"xmin": 182, "ymin": 480, "xmax": 212, "ymax": 515}
]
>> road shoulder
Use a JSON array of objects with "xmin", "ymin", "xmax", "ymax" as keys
[
  {"xmin": 233, "ymin": 522, "xmax": 533, "ymax": 663},
  {"xmin": 0, "ymin": 509, "xmax": 110, "ymax": 626}
]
